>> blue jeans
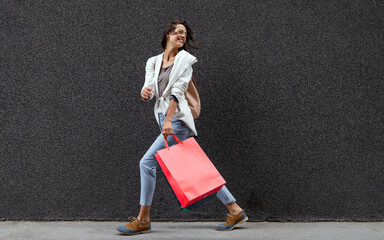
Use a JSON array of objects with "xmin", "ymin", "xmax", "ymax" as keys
[{"xmin": 139, "ymin": 113, "xmax": 236, "ymax": 206}]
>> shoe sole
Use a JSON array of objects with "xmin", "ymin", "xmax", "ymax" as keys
[
  {"xmin": 216, "ymin": 216, "xmax": 249, "ymax": 231},
  {"xmin": 117, "ymin": 229, "xmax": 151, "ymax": 235}
]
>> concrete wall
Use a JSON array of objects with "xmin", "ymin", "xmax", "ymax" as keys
[{"xmin": 1, "ymin": 0, "xmax": 383, "ymax": 221}]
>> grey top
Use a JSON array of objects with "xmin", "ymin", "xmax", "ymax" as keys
[{"xmin": 158, "ymin": 63, "xmax": 174, "ymax": 97}]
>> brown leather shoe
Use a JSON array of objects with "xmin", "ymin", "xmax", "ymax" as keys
[
  {"xmin": 216, "ymin": 209, "xmax": 248, "ymax": 231},
  {"xmin": 116, "ymin": 217, "xmax": 151, "ymax": 235}
]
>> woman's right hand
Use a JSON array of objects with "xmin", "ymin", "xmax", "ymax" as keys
[{"xmin": 141, "ymin": 87, "xmax": 153, "ymax": 100}]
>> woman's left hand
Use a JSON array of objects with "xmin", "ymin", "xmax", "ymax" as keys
[{"xmin": 162, "ymin": 120, "xmax": 173, "ymax": 137}]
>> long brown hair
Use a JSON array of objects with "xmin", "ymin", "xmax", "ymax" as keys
[{"xmin": 161, "ymin": 19, "xmax": 202, "ymax": 53}]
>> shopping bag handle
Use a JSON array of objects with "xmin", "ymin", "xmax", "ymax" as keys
[{"xmin": 163, "ymin": 133, "xmax": 183, "ymax": 150}]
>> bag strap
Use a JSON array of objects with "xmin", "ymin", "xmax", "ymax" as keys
[{"xmin": 163, "ymin": 133, "xmax": 183, "ymax": 150}]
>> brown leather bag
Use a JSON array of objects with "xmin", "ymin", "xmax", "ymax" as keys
[
  {"xmin": 153, "ymin": 60, "xmax": 201, "ymax": 119},
  {"xmin": 185, "ymin": 77, "xmax": 201, "ymax": 119}
]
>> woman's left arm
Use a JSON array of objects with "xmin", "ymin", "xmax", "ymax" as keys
[
  {"xmin": 162, "ymin": 65, "xmax": 193, "ymax": 137},
  {"xmin": 162, "ymin": 98, "xmax": 178, "ymax": 137}
]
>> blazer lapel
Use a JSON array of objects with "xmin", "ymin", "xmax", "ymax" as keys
[
  {"xmin": 161, "ymin": 50, "xmax": 186, "ymax": 97},
  {"xmin": 153, "ymin": 53, "xmax": 163, "ymax": 98}
]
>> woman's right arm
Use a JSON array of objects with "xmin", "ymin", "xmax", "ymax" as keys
[{"xmin": 141, "ymin": 57, "xmax": 156, "ymax": 100}]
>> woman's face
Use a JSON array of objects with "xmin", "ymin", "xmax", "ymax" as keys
[{"xmin": 167, "ymin": 24, "xmax": 187, "ymax": 48}]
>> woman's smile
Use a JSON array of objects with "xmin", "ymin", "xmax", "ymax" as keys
[{"xmin": 177, "ymin": 38, "xmax": 184, "ymax": 44}]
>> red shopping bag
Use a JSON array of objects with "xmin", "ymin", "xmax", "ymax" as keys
[{"xmin": 155, "ymin": 134, "xmax": 226, "ymax": 208}]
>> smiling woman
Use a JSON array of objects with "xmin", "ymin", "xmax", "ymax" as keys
[
  {"xmin": 116, "ymin": 19, "xmax": 248, "ymax": 235},
  {"xmin": 161, "ymin": 19, "xmax": 200, "ymax": 54}
]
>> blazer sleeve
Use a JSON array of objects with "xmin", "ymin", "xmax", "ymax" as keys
[
  {"xmin": 170, "ymin": 65, "xmax": 193, "ymax": 101},
  {"xmin": 141, "ymin": 57, "xmax": 156, "ymax": 101}
]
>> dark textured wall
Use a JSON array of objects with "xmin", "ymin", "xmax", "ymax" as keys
[{"xmin": 1, "ymin": 0, "xmax": 384, "ymax": 221}]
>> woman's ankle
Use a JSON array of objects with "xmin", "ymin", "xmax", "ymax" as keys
[
  {"xmin": 138, "ymin": 205, "xmax": 151, "ymax": 223},
  {"xmin": 137, "ymin": 216, "xmax": 150, "ymax": 223},
  {"xmin": 226, "ymin": 202, "xmax": 242, "ymax": 215}
]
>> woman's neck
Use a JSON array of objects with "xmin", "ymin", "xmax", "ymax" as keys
[{"xmin": 163, "ymin": 47, "xmax": 179, "ymax": 62}]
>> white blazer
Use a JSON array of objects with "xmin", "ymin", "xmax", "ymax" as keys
[{"xmin": 142, "ymin": 50, "xmax": 198, "ymax": 136}]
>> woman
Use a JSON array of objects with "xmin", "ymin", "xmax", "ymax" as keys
[{"xmin": 117, "ymin": 19, "xmax": 248, "ymax": 235}]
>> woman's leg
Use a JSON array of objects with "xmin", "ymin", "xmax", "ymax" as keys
[
  {"xmin": 139, "ymin": 133, "xmax": 167, "ymax": 209},
  {"xmin": 216, "ymin": 186, "xmax": 242, "ymax": 215},
  {"xmin": 216, "ymin": 186, "xmax": 248, "ymax": 231},
  {"xmin": 138, "ymin": 117, "xmax": 191, "ymax": 221},
  {"xmin": 117, "ymin": 120, "xmax": 191, "ymax": 234}
]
